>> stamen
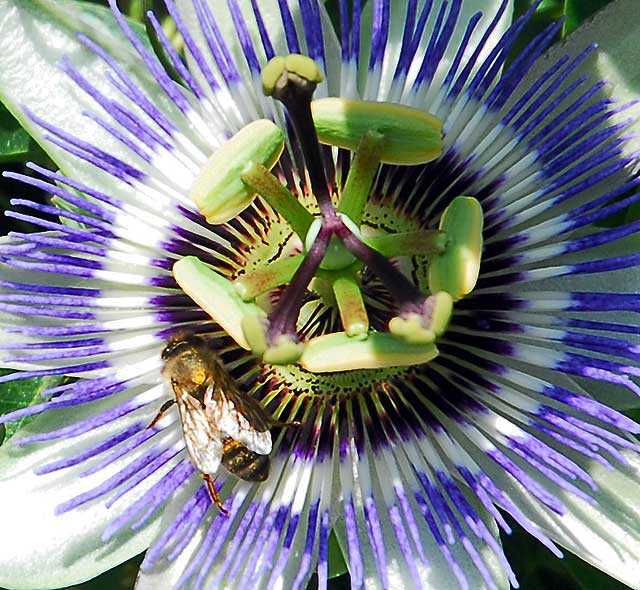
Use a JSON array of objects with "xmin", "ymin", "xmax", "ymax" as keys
[
  {"xmin": 364, "ymin": 230, "xmax": 446, "ymax": 258},
  {"xmin": 429, "ymin": 197, "xmax": 484, "ymax": 301},
  {"xmin": 190, "ymin": 120, "xmax": 284, "ymax": 224},
  {"xmin": 300, "ymin": 331, "xmax": 439, "ymax": 372},
  {"xmin": 234, "ymin": 255, "xmax": 304, "ymax": 301},
  {"xmin": 172, "ymin": 256, "xmax": 265, "ymax": 350},
  {"xmin": 338, "ymin": 131, "xmax": 385, "ymax": 225},
  {"xmin": 330, "ymin": 270, "xmax": 370, "ymax": 338},
  {"xmin": 240, "ymin": 162, "xmax": 313, "ymax": 238}
]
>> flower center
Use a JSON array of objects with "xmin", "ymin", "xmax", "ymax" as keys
[{"xmin": 175, "ymin": 55, "xmax": 484, "ymax": 374}]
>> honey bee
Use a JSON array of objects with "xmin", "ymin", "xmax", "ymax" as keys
[{"xmin": 150, "ymin": 333, "xmax": 296, "ymax": 513}]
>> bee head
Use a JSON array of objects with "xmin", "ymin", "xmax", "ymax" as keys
[{"xmin": 161, "ymin": 333, "xmax": 208, "ymax": 361}]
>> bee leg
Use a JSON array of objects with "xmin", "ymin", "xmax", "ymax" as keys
[
  {"xmin": 203, "ymin": 474, "xmax": 228, "ymax": 515},
  {"xmin": 147, "ymin": 399, "xmax": 176, "ymax": 429},
  {"xmin": 269, "ymin": 417, "xmax": 302, "ymax": 428}
]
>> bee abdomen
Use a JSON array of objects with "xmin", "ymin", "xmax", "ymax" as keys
[{"xmin": 222, "ymin": 437, "xmax": 269, "ymax": 482}]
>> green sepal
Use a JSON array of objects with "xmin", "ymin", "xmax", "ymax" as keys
[{"xmin": 0, "ymin": 370, "xmax": 66, "ymax": 442}]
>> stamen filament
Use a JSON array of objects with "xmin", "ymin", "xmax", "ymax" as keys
[
  {"xmin": 234, "ymin": 254, "xmax": 304, "ymax": 301},
  {"xmin": 336, "ymin": 222, "xmax": 425, "ymax": 311},
  {"xmin": 338, "ymin": 131, "xmax": 385, "ymax": 225},
  {"xmin": 241, "ymin": 162, "xmax": 314, "ymax": 238},
  {"xmin": 364, "ymin": 230, "xmax": 446, "ymax": 258},
  {"xmin": 331, "ymin": 271, "xmax": 369, "ymax": 338}
]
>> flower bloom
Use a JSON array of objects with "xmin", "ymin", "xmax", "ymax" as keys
[{"xmin": 1, "ymin": 1, "xmax": 640, "ymax": 589}]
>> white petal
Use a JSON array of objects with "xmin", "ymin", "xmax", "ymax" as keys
[
  {"xmin": 358, "ymin": 0, "xmax": 514, "ymax": 102},
  {"xmin": 556, "ymin": 0, "xmax": 640, "ymax": 173},
  {"xmin": 134, "ymin": 478, "xmax": 205, "ymax": 590},
  {"xmin": 0, "ymin": 0, "xmax": 179, "ymax": 196},
  {"xmin": 0, "ymin": 392, "xmax": 166, "ymax": 589},
  {"xmin": 488, "ymin": 450, "xmax": 640, "ymax": 590},
  {"xmin": 176, "ymin": 0, "xmax": 342, "ymax": 122}
]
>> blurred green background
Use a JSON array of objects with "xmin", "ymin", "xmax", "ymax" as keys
[{"xmin": 0, "ymin": 0, "xmax": 629, "ymax": 589}]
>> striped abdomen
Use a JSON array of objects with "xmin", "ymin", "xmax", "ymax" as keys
[{"xmin": 221, "ymin": 437, "xmax": 270, "ymax": 482}]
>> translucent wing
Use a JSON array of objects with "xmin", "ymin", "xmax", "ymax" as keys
[
  {"xmin": 173, "ymin": 382, "xmax": 223, "ymax": 475},
  {"xmin": 205, "ymin": 364, "xmax": 272, "ymax": 456}
]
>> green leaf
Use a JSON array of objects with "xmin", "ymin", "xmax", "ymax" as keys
[
  {"xmin": 328, "ymin": 530, "xmax": 348, "ymax": 579},
  {"xmin": 0, "ymin": 103, "xmax": 35, "ymax": 163},
  {"xmin": 563, "ymin": 0, "xmax": 615, "ymax": 36},
  {"xmin": 0, "ymin": 370, "xmax": 66, "ymax": 442}
]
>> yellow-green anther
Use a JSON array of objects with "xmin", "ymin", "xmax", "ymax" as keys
[
  {"xmin": 331, "ymin": 272, "xmax": 369, "ymax": 338},
  {"xmin": 242, "ymin": 316, "xmax": 304, "ymax": 364},
  {"xmin": 429, "ymin": 196, "xmax": 483, "ymax": 301},
  {"xmin": 234, "ymin": 254, "xmax": 304, "ymax": 301},
  {"xmin": 241, "ymin": 313, "xmax": 268, "ymax": 357},
  {"xmin": 262, "ymin": 54, "xmax": 324, "ymax": 97},
  {"xmin": 312, "ymin": 98, "xmax": 443, "ymax": 165},
  {"xmin": 299, "ymin": 332, "xmax": 438, "ymax": 372},
  {"xmin": 173, "ymin": 256, "xmax": 265, "ymax": 350},
  {"xmin": 190, "ymin": 120, "xmax": 285, "ymax": 224}
]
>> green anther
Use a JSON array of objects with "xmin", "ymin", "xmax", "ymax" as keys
[
  {"xmin": 364, "ymin": 230, "xmax": 446, "ymax": 258},
  {"xmin": 241, "ymin": 313, "xmax": 268, "ymax": 357},
  {"xmin": 389, "ymin": 291, "xmax": 453, "ymax": 344},
  {"xmin": 331, "ymin": 272, "xmax": 369, "ymax": 338},
  {"xmin": 240, "ymin": 161, "xmax": 314, "ymax": 238},
  {"xmin": 190, "ymin": 119, "xmax": 284, "ymax": 224},
  {"xmin": 299, "ymin": 331, "xmax": 439, "ymax": 372},
  {"xmin": 234, "ymin": 254, "xmax": 304, "ymax": 301},
  {"xmin": 429, "ymin": 196, "xmax": 483, "ymax": 301},
  {"xmin": 312, "ymin": 98, "xmax": 443, "ymax": 165},
  {"xmin": 262, "ymin": 54, "xmax": 324, "ymax": 97},
  {"xmin": 305, "ymin": 215, "xmax": 360, "ymax": 271},
  {"xmin": 173, "ymin": 256, "xmax": 265, "ymax": 350}
]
